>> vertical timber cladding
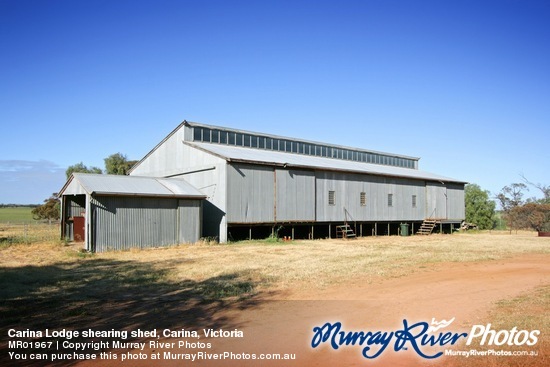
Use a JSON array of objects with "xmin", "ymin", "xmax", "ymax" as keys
[
  {"xmin": 226, "ymin": 163, "xmax": 275, "ymax": 223},
  {"xmin": 91, "ymin": 196, "xmax": 200, "ymax": 252},
  {"xmin": 275, "ymin": 169, "xmax": 315, "ymax": 222}
]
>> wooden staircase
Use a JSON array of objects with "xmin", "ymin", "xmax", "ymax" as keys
[
  {"xmin": 417, "ymin": 219, "xmax": 439, "ymax": 235},
  {"xmin": 336, "ymin": 224, "xmax": 356, "ymax": 239}
]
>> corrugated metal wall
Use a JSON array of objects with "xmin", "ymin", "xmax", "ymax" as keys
[
  {"xmin": 446, "ymin": 183, "xmax": 466, "ymax": 220},
  {"xmin": 275, "ymin": 169, "xmax": 315, "ymax": 222},
  {"xmin": 91, "ymin": 196, "xmax": 201, "ymax": 252},
  {"xmin": 65, "ymin": 195, "xmax": 86, "ymax": 217},
  {"xmin": 315, "ymin": 172, "xmax": 426, "ymax": 222},
  {"xmin": 227, "ymin": 163, "xmax": 274, "ymax": 223},
  {"xmin": 178, "ymin": 200, "xmax": 201, "ymax": 243},
  {"xmin": 426, "ymin": 182, "xmax": 447, "ymax": 219},
  {"xmin": 225, "ymin": 165, "xmax": 461, "ymax": 225}
]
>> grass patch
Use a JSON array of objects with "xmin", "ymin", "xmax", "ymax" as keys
[
  {"xmin": 0, "ymin": 223, "xmax": 59, "ymax": 247},
  {"xmin": 0, "ymin": 206, "xmax": 35, "ymax": 223},
  {"xmin": 194, "ymin": 273, "xmax": 257, "ymax": 300}
]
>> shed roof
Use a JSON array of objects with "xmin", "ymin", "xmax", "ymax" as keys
[
  {"xmin": 188, "ymin": 142, "xmax": 467, "ymax": 184},
  {"xmin": 59, "ymin": 173, "xmax": 206, "ymax": 198}
]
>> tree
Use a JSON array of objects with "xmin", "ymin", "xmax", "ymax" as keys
[
  {"xmin": 509, "ymin": 203, "xmax": 550, "ymax": 232},
  {"xmin": 496, "ymin": 183, "xmax": 528, "ymax": 212},
  {"xmin": 520, "ymin": 174, "xmax": 550, "ymax": 204},
  {"xmin": 104, "ymin": 153, "xmax": 137, "ymax": 175},
  {"xmin": 465, "ymin": 184, "xmax": 496, "ymax": 230},
  {"xmin": 66, "ymin": 162, "xmax": 102, "ymax": 179},
  {"xmin": 32, "ymin": 193, "xmax": 60, "ymax": 224},
  {"xmin": 496, "ymin": 183, "xmax": 529, "ymax": 233}
]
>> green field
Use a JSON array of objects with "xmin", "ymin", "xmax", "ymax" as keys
[{"xmin": 0, "ymin": 206, "xmax": 35, "ymax": 223}]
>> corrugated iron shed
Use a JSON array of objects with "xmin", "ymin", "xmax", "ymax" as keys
[{"xmin": 58, "ymin": 173, "xmax": 205, "ymax": 252}]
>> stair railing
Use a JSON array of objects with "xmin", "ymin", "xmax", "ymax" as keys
[{"xmin": 344, "ymin": 207, "xmax": 357, "ymax": 235}]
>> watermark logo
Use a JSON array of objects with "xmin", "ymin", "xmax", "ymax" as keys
[
  {"xmin": 311, "ymin": 318, "xmax": 539, "ymax": 360},
  {"xmin": 466, "ymin": 324, "xmax": 539, "ymax": 347}
]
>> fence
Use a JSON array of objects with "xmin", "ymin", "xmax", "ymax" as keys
[{"xmin": 0, "ymin": 222, "xmax": 60, "ymax": 245}]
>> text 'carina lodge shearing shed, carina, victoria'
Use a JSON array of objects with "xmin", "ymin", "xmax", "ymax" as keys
[{"xmin": 59, "ymin": 120, "xmax": 466, "ymax": 252}]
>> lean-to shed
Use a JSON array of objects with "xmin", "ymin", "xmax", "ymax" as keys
[{"xmin": 58, "ymin": 173, "xmax": 205, "ymax": 252}]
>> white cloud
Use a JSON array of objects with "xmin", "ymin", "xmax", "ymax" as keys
[{"xmin": 0, "ymin": 160, "xmax": 66, "ymax": 204}]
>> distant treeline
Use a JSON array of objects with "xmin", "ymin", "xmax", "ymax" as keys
[{"xmin": 0, "ymin": 204, "xmax": 40, "ymax": 208}]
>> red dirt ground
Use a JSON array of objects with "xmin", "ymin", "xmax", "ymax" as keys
[{"xmin": 73, "ymin": 253, "xmax": 549, "ymax": 367}]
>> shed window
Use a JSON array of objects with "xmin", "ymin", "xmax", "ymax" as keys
[
  {"xmin": 360, "ymin": 192, "xmax": 367, "ymax": 206},
  {"xmin": 243, "ymin": 134, "xmax": 251, "ymax": 147},
  {"xmin": 388, "ymin": 194, "xmax": 393, "ymax": 207},
  {"xmin": 412, "ymin": 195, "xmax": 417, "ymax": 208},
  {"xmin": 211, "ymin": 130, "xmax": 219, "ymax": 143},
  {"xmin": 202, "ymin": 128, "xmax": 211, "ymax": 142},
  {"xmin": 193, "ymin": 127, "xmax": 202, "ymax": 141},
  {"xmin": 328, "ymin": 191, "xmax": 336, "ymax": 206}
]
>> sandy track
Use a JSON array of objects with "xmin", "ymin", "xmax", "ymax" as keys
[{"xmin": 75, "ymin": 253, "xmax": 549, "ymax": 367}]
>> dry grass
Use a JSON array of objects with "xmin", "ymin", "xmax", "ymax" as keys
[
  {"xmin": 1, "ymin": 230, "xmax": 548, "ymax": 366},
  {"xmin": 0, "ymin": 222, "xmax": 59, "ymax": 247},
  {"xmin": 2, "ymin": 231, "xmax": 548, "ymax": 294},
  {"xmin": 94, "ymin": 230, "xmax": 550, "ymax": 291}
]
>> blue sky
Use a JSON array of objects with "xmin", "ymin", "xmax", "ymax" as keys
[{"xmin": 1, "ymin": 0, "xmax": 549, "ymax": 204}]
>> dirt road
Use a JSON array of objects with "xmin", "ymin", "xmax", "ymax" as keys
[{"xmin": 76, "ymin": 253, "xmax": 549, "ymax": 367}]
